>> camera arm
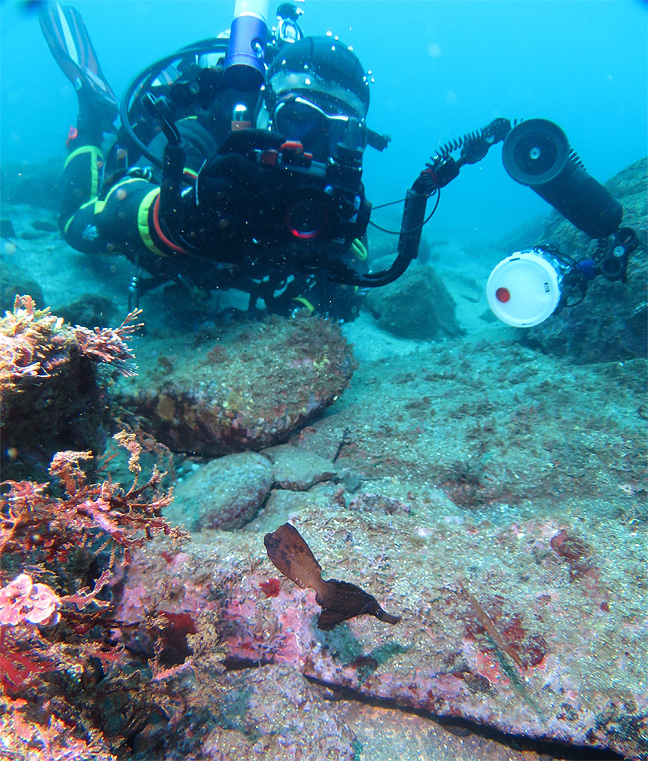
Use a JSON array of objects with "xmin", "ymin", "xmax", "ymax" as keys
[
  {"xmin": 424, "ymin": 117, "xmax": 514, "ymax": 188},
  {"xmin": 329, "ymin": 118, "xmax": 513, "ymax": 288},
  {"xmin": 394, "ymin": 118, "xmax": 514, "ymax": 277}
]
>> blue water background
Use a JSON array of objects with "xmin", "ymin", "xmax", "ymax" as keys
[{"xmin": 1, "ymin": 0, "xmax": 647, "ymax": 242}]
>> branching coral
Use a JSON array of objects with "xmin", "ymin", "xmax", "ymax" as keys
[
  {"xmin": 0, "ymin": 294, "xmax": 69, "ymax": 387},
  {"xmin": 0, "ymin": 298, "xmax": 201, "ymax": 750},
  {"xmin": 0, "ymin": 294, "xmax": 142, "ymax": 388},
  {"xmin": 1, "ymin": 295, "xmax": 144, "ymax": 480},
  {"xmin": 0, "ymin": 697, "xmax": 117, "ymax": 761},
  {"xmin": 73, "ymin": 311, "xmax": 142, "ymax": 377},
  {"xmin": 0, "ymin": 434, "xmax": 190, "ymax": 750},
  {"xmin": 0, "ymin": 434, "xmax": 182, "ymax": 567}
]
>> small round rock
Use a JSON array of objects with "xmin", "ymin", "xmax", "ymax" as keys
[{"xmin": 168, "ymin": 451, "xmax": 273, "ymax": 531}]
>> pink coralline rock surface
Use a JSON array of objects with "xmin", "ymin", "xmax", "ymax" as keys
[
  {"xmin": 114, "ymin": 502, "xmax": 647, "ymax": 759},
  {"xmin": 115, "ymin": 313, "xmax": 355, "ymax": 456},
  {"xmin": 109, "ymin": 337, "xmax": 647, "ymax": 760}
]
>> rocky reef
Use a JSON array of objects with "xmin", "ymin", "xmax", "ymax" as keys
[
  {"xmin": 1, "ymin": 155, "xmax": 646, "ymax": 761},
  {"xmin": 523, "ymin": 157, "xmax": 648, "ymax": 363},
  {"xmin": 0, "ymin": 296, "xmax": 140, "ymax": 480},
  {"xmin": 364, "ymin": 263, "xmax": 465, "ymax": 341},
  {"xmin": 111, "ymin": 338, "xmax": 647, "ymax": 760}
]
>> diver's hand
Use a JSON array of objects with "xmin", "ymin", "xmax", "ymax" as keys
[
  {"xmin": 175, "ymin": 131, "xmax": 287, "ymax": 257},
  {"xmin": 176, "ymin": 174, "xmax": 254, "ymax": 257}
]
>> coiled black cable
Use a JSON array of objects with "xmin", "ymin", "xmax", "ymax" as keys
[
  {"xmin": 428, "ymin": 117, "xmax": 520, "ymax": 168},
  {"xmin": 568, "ymin": 148, "xmax": 587, "ymax": 170}
]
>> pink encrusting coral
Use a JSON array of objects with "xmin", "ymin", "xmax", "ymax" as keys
[{"xmin": 0, "ymin": 574, "xmax": 61, "ymax": 627}]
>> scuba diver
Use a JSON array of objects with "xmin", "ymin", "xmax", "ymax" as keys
[
  {"xmin": 38, "ymin": 0, "xmax": 381, "ymax": 318},
  {"xmin": 39, "ymin": 0, "xmax": 638, "ymax": 326}
]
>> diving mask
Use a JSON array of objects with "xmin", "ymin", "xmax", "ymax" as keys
[{"xmin": 272, "ymin": 95, "xmax": 355, "ymax": 158}]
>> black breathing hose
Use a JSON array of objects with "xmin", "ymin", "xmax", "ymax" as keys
[{"xmin": 118, "ymin": 39, "xmax": 230, "ymax": 166}]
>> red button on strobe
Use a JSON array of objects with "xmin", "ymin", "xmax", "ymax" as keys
[{"xmin": 495, "ymin": 287, "xmax": 511, "ymax": 303}]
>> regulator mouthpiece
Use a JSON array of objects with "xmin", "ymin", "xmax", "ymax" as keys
[
  {"xmin": 276, "ymin": 2, "xmax": 304, "ymax": 44},
  {"xmin": 224, "ymin": 0, "xmax": 270, "ymax": 91},
  {"xmin": 487, "ymin": 249, "xmax": 566, "ymax": 327}
]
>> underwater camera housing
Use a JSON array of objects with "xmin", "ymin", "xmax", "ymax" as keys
[
  {"xmin": 117, "ymin": 2, "xmax": 399, "ymax": 286},
  {"xmin": 139, "ymin": 95, "xmax": 373, "ymax": 280},
  {"xmin": 188, "ymin": 126, "xmax": 372, "ymax": 275}
]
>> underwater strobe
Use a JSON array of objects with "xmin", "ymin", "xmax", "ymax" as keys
[
  {"xmin": 487, "ymin": 119, "xmax": 627, "ymax": 327},
  {"xmin": 487, "ymin": 248, "xmax": 572, "ymax": 327},
  {"xmin": 224, "ymin": 0, "xmax": 270, "ymax": 91}
]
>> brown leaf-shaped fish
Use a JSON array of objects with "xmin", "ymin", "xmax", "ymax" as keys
[{"xmin": 264, "ymin": 523, "xmax": 401, "ymax": 631}]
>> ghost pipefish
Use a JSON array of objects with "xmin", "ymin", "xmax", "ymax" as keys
[{"xmin": 264, "ymin": 522, "xmax": 402, "ymax": 631}]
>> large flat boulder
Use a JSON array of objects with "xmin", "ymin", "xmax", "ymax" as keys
[{"xmin": 116, "ymin": 314, "xmax": 355, "ymax": 456}]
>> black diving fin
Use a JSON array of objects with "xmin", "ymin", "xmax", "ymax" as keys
[{"xmin": 38, "ymin": 1, "xmax": 118, "ymax": 133}]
